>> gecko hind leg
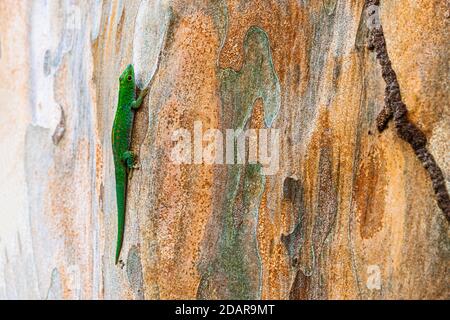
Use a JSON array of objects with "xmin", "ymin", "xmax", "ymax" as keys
[
  {"xmin": 122, "ymin": 151, "xmax": 138, "ymax": 169},
  {"xmin": 122, "ymin": 151, "xmax": 139, "ymax": 180}
]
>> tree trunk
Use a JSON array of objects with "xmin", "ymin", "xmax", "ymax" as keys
[{"xmin": 0, "ymin": 0, "xmax": 448, "ymax": 299}]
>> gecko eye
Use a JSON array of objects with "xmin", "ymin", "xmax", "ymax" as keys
[{"xmin": 127, "ymin": 75, "xmax": 133, "ymax": 81}]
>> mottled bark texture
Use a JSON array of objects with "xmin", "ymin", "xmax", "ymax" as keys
[{"xmin": 0, "ymin": 0, "xmax": 448, "ymax": 299}]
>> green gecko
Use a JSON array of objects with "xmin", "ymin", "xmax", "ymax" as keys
[{"xmin": 111, "ymin": 64, "xmax": 148, "ymax": 265}]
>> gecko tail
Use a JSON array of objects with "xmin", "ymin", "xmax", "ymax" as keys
[
  {"xmin": 115, "ymin": 210, "xmax": 125, "ymax": 265},
  {"xmin": 115, "ymin": 177, "xmax": 126, "ymax": 265},
  {"xmin": 115, "ymin": 236, "xmax": 123, "ymax": 265}
]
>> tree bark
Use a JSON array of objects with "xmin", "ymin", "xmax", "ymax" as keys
[{"xmin": 0, "ymin": 0, "xmax": 448, "ymax": 299}]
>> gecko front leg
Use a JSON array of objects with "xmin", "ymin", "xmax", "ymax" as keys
[{"xmin": 131, "ymin": 87, "xmax": 149, "ymax": 110}]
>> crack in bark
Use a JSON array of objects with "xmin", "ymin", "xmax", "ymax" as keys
[
  {"xmin": 366, "ymin": 0, "xmax": 450, "ymax": 221},
  {"xmin": 52, "ymin": 104, "xmax": 65, "ymax": 145}
]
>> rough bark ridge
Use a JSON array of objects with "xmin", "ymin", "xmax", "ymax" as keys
[{"xmin": 367, "ymin": 0, "xmax": 450, "ymax": 221}]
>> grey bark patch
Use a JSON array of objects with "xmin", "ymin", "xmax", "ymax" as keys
[
  {"xmin": 323, "ymin": 0, "xmax": 337, "ymax": 16},
  {"xmin": 133, "ymin": 0, "xmax": 173, "ymax": 89},
  {"xmin": 24, "ymin": 125, "xmax": 54, "ymax": 298},
  {"xmin": 126, "ymin": 245, "xmax": 144, "ymax": 300},
  {"xmin": 281, "ymin": 222, "xmax": 304, "ymax": 268},
  {"xmin": 281, "ymin": 177, "xmax": 305, "ymax": 267},
  {"xmin": 43, "ymin": 50, "xmax": 51, "ymax": 76},
  {"xmin": 46, "ymin": 268, "xmax": 63, "ymax": 300},
  {"xmin": 292, "ymin": 4, "xmax": 338, "ymax": 143},
  {"xmin": 207, "ymin": 0, "xmax": 229, "ymax": 53},
  {"xmin": 219, "ymin": 26, "xmax": 281, "ymax": 130},
  {"xmin": 285, "ymin": 146, "xmax": 337, "ymax": 300}
]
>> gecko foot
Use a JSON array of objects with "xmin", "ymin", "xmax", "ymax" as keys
[{"xmin": 122, "ymin": 151, "xmax": 137, "ymax": 169}]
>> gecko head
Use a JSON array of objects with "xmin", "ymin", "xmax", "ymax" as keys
[{"xmin": 119, "ymin": 64, "xmax": 135, "ymax": 87}]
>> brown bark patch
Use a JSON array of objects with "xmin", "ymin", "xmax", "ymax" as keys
[{"xmin": 354, "ymin": 147, "xmax": 385, "ymax": 239}]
